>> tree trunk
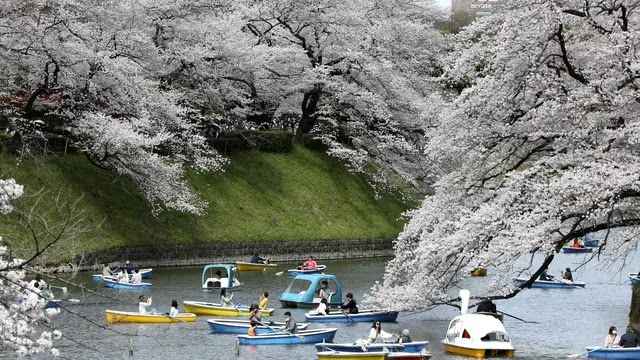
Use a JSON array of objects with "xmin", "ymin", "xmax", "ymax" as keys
[
  {"xmin": 295, "ymin": 88, "xmax": 321, "ymax": 139},
  {"xmin": 629, "ymin": 283, "xmax": 640, "ymax": 332}
]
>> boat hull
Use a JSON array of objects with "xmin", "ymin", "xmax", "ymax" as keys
[
  {"xmin": 105, "ymin": 310, "xmax": 196, "ymax": 324},
  {"xmin": 586, "ymin": 346, "xmax": 640, "ymax": 359},
  {"xmin": 237, "ymin": 328, "xmax": 337, "ymax": 345},
  {"xmin": 471, "ymin": 268, "xmax": 487, "ymax": 277},
  {"xmin": 92, "ymin": 268, "xmax": 152, "ymax": 281},
  {"xmin": 316, "ymin": 351, "xmax": 387, "ymax": 360},
  {"xmin": 207, "ymin": 319, "xmax": 307, "ymax": 334},
  {"xmin": 235, "ymin": 261, "xmax": 278, "ymax": 271},
  {"xmin": 44, "ymin": 300, "xmax": 63, "ymax": 309},
  {"xmin": 562, "ymin": 247, "xmax": 593, "ymax": 253},
  {"xmin": 183, "ymin": 301, "xmax": 274, "ymax": 316},
  {"xmin": 103, "ymin": 279, "xmax": 152, "ymax": 290},
  {"xmin": 514, "ymin": 277, "xmax": 586, "ymax": 288},
  {"xmin": 387, "ymin": 352, "xmax": 432, "ymax": 360},
  {"xmin": 315, "ymin": 341, "xmax": 428, "ymax": 353},
  {"xmin": 629, "ymin": 274, "xmax": 640, "ymax": 285},
  {"xmin": 287, "ymin": 265, "xmax": 327, "ymax": 276},
  {"xmin": 444, "ymin": 343, "xmax": 515, "ymax": 358},
  {"xmin": 305, "ymin": 309, "xmax": 399, "ymax": 323}
]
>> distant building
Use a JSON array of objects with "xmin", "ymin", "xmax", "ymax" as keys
[{"xmin": 452, "ymin": 0, "xmax": 503, "ymax": 18}]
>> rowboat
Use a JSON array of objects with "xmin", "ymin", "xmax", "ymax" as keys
[
  {"xmin": 280, "ymin": 273, "xmax": 343, "ymax": 308},
  {"xmin": 315, "ymin": 340, "xmax": 429, "ymax": 353},
  {"xmin": 585, "ymin": 346, "xmax": 640, "ymax": 359},
  {"xmin": 316, "ymin": 351, "xmax": 387, "ymax": 360},
  {"xmin": 206, "ymin": 318, "xmax": 308, "ymax": 334},
  {"xmin": 105, "ymin": 310, "xmax": 196, "ymax": 324},
  {"xmin": 238, "ymin": 327, "xmax": 337, "ymax": 345},
  {"xmin": 102, "ymin": 278, "xmax": 152, "ymax": 290},
  {"xmin": 92, "ymin": 268, "xmax": 152, "ymax": 281},
  {"xmin": 287, "ymin": 264, "xmax": 327, "ymax": 276},
  {"xmin": 514, "ymin": 277, "xmax": 586, "ymax": 289},
  {"xmin": 305, "ymin": 309, "xmax": 399, "ymax": 323},
  {"xmin": 443, "ymin": 289, "xmax": 515, "ymax": 358},
  {"xmin": 387, "ymin": 352, "xmax": 432, "ymax": 359},
  {"xmin": 44, "ymin": 299, "xmax": 63, "ymax": 309},
  {"xmin": 201, "ymin": 264, "xmax": 243, "ymax": 291},
  {"xmin": 562, "ymin": 246, "xmax": 593, "ymax": 253},
  {"xmin": 471, "ymin": 268, "xmax": 487, "ymax": 277},
  {"xmin": 235, "ymin": 261, "xmax": 278, "ymax": 271},
  {"xmin": 629, "ymin": 273, "xmax": 640, "ymax": 285},
  {"xmin": 183, "ymin": 301, "xmax": 275, "ymax": 316}
]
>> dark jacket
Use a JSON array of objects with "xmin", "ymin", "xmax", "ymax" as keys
[
  {"xmin": 284, "ymin": 318, "xmax": 297, "ymax": 333},
  {"xmin": 619, "ymin": 331, "xmax": 638, "ymax": 348},
  {"xmin": 340, "ymin": 299, "xmax": 359, "ymax": 314}
]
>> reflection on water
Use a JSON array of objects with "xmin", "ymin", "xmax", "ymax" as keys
[{"xmin": 35, "ymin": 255, "xmax": 636, "ymax": 359}]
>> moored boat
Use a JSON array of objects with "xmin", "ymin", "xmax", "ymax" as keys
[
  {"xmin": 442, "ymin": 289, "xmax": 515, "ymax": 358},
  {"xmin": 105, "ymin": 310, "xmax": 196, "ymax": 324},
  {"xmin": 237, "ymin": 327, "xmax": 337, "ymax": 345},
  {"xmin": 102, "ymin": 278, "xmax": 152, "ymax": 290},
  {"xmin": 315, "ymin": 340, "xmax": 428, "ymax": 353},
  {"xmin": 628, "ymin": 273, "xmax": 640, "ymax": 285},
  {"xmin": 586, "ymin": 346, "xmax": 640, "ymax": 359},
  {"xmin": 562, "ymin": 246, "xmax": 593, "ymax": 253},
  {"xmin": 201, "ymin": 264, "xmax": 243, "ymax": 291},
  {"xmin": 235, "ymin": 261, "xmax": 278, "ymax": 271},
  {"xmin": 287, "ymin": 264, "xmax": 327, "ymax": 276},
  {"xmin": 305, "ymin": 309, "xmax": 399, "ymax": 323},
  {"xmin": 514, "ymin": 277, "xmax": 586, "ymax": 289},
  {"xmin": 207, "ymin": 318, "xmax": 308, "ymax": 334},
  {"xmin": 92, "ymin": 268, "xmax": 152, "ymax": 281},
  {"xmin": 183, "ymin": 300, "xmax": 275, "ymax": 316},
  {"xmin": 387, "ymin": 352, "xmax": 432, "ymax": 360},
  {"xmin": 316, "ymin": 351, "xmax": 387, "ymax": 360},
  {"xmin": 471, "ymin": 268, "xmax": 487, "ymax": 277},
  {"xmin": 280, "ymin": 274, "xmax": 343, "ymax": 308}
]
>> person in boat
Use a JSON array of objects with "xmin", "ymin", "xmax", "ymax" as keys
[
  {"xmin": 117, "ymin": 270, "xmax": 129, "ymax": 283},
  {"xmin": 315, "ymin": 298, "xmax": 330, "ymax": 315},
  {"xmin": 317, "ymin": 281, "xmax": 329, "ymax": 300},
  {"xmin": 368, "ymin": 321, "xmax": 394, "ymax": 343},
  {"xmin": 572, "ymin": 239, "xmax": 584, "ymax": 248},
  {"xmin": 539, "ymin": 267, "xmax": 554, "ymax": 281},
  {"xmin": 259, "ymin": 292, "xmax": 269, "ymax": 310},
  {"xmin": 125, "ymin": 260, "xmax": 133, "ymax": 273},
  {"xmin": 619, "ymin": 326, "xmax": 638, "ymax": 348},
  {"xmin": 563, "ymin": 267, "xmax": 573, "ymax": 282},
  {"xmin": 340, "ymin": 292, "xmax": 359, "ymax": 314},
  {"xmin": 169, "ymin": 300, "xmax": 179, "ymax": 317},
  {"xmin": 220, "ymin": 288, "xmax": 233, "ymax": 307},
  {"xmin": 102, "ymin": 264, "xmax": 113, "ymax": 277},
  {"xmin": 250, "ymin": 253, "xmax": 269, "ymax": 264},
  {"xmin": 131, "ymin": 270, "xmax": 142, "ymax": 285},
  {"xmin": 476, "ymin": 299, "xmax": 497, "ymax": 313},
  {"xmin": 303, "ymin": 256, "xmax": 317, "ymax": 270},
  {"xmin": 605, "ymin": 326, "xmax": 621, "ymax": 346},
  {"xmin": 138, "ymin": 295, "xmax": 152, "ymax": 315},
  {"xmin": 398, "ymin": 329, "xmax": 412, "ymax": 344},
  {"xmin": 248, "ymin": 320, "xmax": 258, "ymax": 336},
  {"xmin": 29, "ymin": 274, "xmax": 46, "ymax": 291},
  {"xmin": 213, "ymin": 270, "xmax": 222, "ymax": 280},
  {"xmin": 283, "ymin": 311, "xmax": 297, "ymax": 334},
  {"xmin": 296, "ymin": 263, "xmax": 305, "ymax": 270},
  {"xmin": 248, "ymin": 304, "xmax": 263, "ymax": 322}
]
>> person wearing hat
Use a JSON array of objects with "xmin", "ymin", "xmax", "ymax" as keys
[
  {"xmin": 125, "ymin": 260, "xmax": 133, "ymax": 273},
  {"xmin": 283, "ymin": 311, "xmax": 297, "ymax": 333},
  {"xmin": 398, "ymin": 329, "xmax": 412, "ymax": 343}
]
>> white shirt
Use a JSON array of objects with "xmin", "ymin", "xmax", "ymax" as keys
[
  {"xmin": 315, "ymin": 302, "xmax": 327, "ymax": 315},
  {"xmin": 368, "ymin": 328, "xmax": 393, "ymax": 343},
  {"xmin": 169, "ymin": 306, "xmax": 179, "ymax": 317},
  {"xmin": 139, "ymin": 298, "xmax": 152, "ymax": 314},
  {"xmin": 131, "ymin": 272, "xmax": 142, "ymax": 284}
]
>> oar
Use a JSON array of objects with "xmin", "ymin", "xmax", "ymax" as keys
[
  {"xmin": 275, "ymin": 271, "xmax": 285, "ymax": 276},
  {"xmin": 567, "ymin": 345, "xmax": 607, "ymax": 358},
  {"xmin": 552, "ymin": 278, "xmax": 584, "ymax": 289},
  {"xmin": 497, "ymin": 310, "xmax": 540, "ymax": 324},
  {"xmin": 256, "ymin": 320, "xmax": 305, "ymax": 340},
  {"xmin": 341, "ymin": 309, "xmax": 355, "ymax": 323},
  {"xmin": 162, "ymin": 313, "xmax": 186, "ymax": 323}
]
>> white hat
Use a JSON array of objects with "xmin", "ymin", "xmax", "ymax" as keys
[
  {"xmin": 402, "ymin": 329, "xmax": 410, "ymax": 336},
  {"xmin": 126, "ymin": 260, "xmax": 130, "ymax": 264}
]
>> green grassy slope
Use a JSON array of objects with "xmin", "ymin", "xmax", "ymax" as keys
[{"xmin": 0, "ymin": 146, "xmax": 415, "ymax": 254}]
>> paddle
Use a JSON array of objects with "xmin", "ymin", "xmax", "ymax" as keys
[
  {"xmin": 256, "ymin": 320, "xmax": 305, "ymax": 340},
  {"xmin": 341, "ymin": 309, "xmax": 355, "ymax": 323},
  {"xmin": 497, "ymin": 310, "xmax": 540, "ymax": 324},
  {"xmin": 553, "ymin": 278, "xmax": 584, "ymax": 289},
  {"xmin": 162, "ymin": 313, "xmax": 186, "ymax": 323},
  {"xmin": 275, "ymin": 271, "xmax": 285, "ymax": 276},
  {"xmin": 567, "ymin": 345, "xmax": 607, "ymax": 358}
]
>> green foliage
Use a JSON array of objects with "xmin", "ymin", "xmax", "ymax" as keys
[{"xmin": 0, "ymin": 145, "xmax": 413, "ymax": 255}]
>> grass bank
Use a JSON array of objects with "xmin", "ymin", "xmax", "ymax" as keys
[{"xmin": 0, "ymin": 145, "xmax": 415, "ymax": 257}]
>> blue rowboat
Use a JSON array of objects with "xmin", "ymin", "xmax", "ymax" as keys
[
  {"xmin": 279, "ymin": 274, "xmax": 343, "ymax": 308},
  {"xmin": 315, "ymin": 340, "xmax": 429, "ymax": 353},
  {"xmin": 562, "ymin": 246, "xmax": 593, "ymax": 254},
  {"xmin": 206, "ymin": 319, "xmax": 308, "ymax": 334},
  {"xmin": 514, "ymin": 277, "xmax": 586, "ymax": 289},
  {"xmin": 92, "ymin": 268, "xmax": 152, "ymax": 281},
  {"xmin": 287, "ymin": 265, "xmax": 327, "ymax": 276},
  {"xmin": 629, "ymin": 273, "xmax": 640, "ymax": 285},
  {"xmin": 237, "ymin": 328, "xmax": 337, "ymax": 345},
  {"xmin": 305, "ymin": 309, "xmax": 399, "ymax": 323},
  {"xmin": 45, "ymin": 300, "xmax": 63, "ymax": 309},
  {"xmin": 586, "ymin": 346, "xmax": 640, "ymax": 359},
  {"xmin": 103, "ymin": 278, "xmax": 152, "ymax": 290}
]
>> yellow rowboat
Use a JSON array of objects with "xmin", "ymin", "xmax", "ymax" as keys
[
  {"xmin": 316, "ymin": 351, "xmax": 387, "ymax": 360},
  {"xmin": 471, "ymin": 268, "xmax": 487, "ymax": 277},
  {"xmin": 105, "ymin": 310, "xmax": 196, "ymax": 324},
  {"xmin": 183, "ymin": 301, "xmax": 275, "ymax": 316},
  {"xmin": 235, "ymin": 261, "xmax": 278, "ymax": 271},
  {"xmin": 443, "ymin": 344, "xmax": 514, "ymax": 358}
]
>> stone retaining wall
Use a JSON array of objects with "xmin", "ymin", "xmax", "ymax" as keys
[{"xmin": 78, "ymin": 238, "xmax": 395, "ymax": 270}]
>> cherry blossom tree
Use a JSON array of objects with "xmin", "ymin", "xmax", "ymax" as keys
[{"xmin": 371, "ymin": 0, "xmax": 640, "ymax": 310}]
